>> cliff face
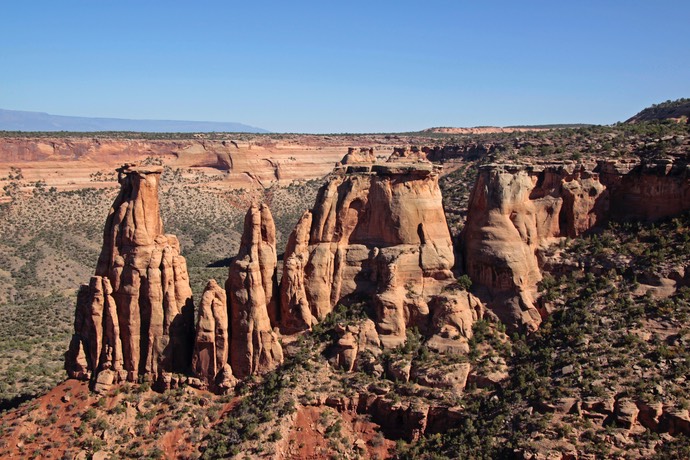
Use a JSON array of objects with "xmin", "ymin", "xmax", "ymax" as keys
[
  {"xmin": 598, "ymin": 159, "xmax": 690, "ymax": 221},
  {"xmin": 65, "ymin": 165, "xmax": 195, "ymax": 389},
  {"xmin": 462, "ymin": 159, "xmax": 690, "ymax": 331},
  {"xmin": 0, "ymin": 137, "xmax": 349, "ymax": 189},
  {"xmin": 280, "ymin": 162, "xmax": 456, "ymax": 347}
]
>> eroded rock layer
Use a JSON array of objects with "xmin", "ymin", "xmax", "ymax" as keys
[
  {"xmin": 65, "ymin": 165, "xmax": 194, "ymax": 388},
  {"xmin": 227, "ymin": 204, "xmax": 284, "ymax": 378},
  {"xmin": 462, "ymin": 159, "xmax": 690, "ymax": 332},
  {"xmin": 280, "ymin": 162, "xmax": 456, "ymax": 347},
  {"xmin": 191, "ymin": 280, "xmax": 233, "ymax": 391}
]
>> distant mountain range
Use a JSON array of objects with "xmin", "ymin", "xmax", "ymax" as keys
[{"xmin": 0, "ymin": 108, "xmax": 269, "ymax": 133}]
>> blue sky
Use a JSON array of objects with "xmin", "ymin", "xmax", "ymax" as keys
[{"xmin": 1, "ymin": 1, "xmax": 689, "ymax": 133}]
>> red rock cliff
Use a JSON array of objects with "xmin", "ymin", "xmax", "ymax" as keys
[
  {"xmin": 462, "ymin": 158, "xmax": 690, "ymax": 332},
  {"xmin": 280, "ymin": 162, "xmax": 456, "ymax": 347}
]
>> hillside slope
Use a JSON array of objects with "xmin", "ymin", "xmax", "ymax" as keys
[{"xmin": 626, "ymin": 98, "xmax": 690, "ymax": 124}]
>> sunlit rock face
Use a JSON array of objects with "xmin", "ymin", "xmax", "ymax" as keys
[
  {"xmin": 227, "ymin": 204, "xmax": 283, "ymax": 379},
  {"xmin": 66, "ymin": 165, "xmax": 194, "ymax": 389},
  {"xmin": 280, "ymin": 162, "xmax": 455, "ymax": 347},
  {"xmin": 462, "ymin": 159, "xmax": 690, "ymax": 332}
]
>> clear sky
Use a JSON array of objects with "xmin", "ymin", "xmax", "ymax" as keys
[{"xmin": 1, "ymin": 1, "xmax": 689, "ymax": 133}]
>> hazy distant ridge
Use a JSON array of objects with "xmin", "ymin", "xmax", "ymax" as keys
[{"xmin": 0, "ymin": 108, "xmax": 269, "ymax": 133}]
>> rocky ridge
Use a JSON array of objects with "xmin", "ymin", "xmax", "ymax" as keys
[
  {"xmin": 67, "ymin": 153, "xmax": 690, "ymax": 391},
  {"xmin": 626, "ymin": 98, "xmax": 690, "ymax": 124},
  {"xmin": 55, "ymin": 140, "xmax": 688, "ymax": 460}
]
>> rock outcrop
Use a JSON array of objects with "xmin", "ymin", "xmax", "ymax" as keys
[
  {"xmin": 280, "ymin": 162, "xmax": 456, "ymax": 347},
  {"xmin": 340, "ymin": 147, "xmax": 376, "ymax": 165},
  {"xmin": 598, "ymin": 159, "xmax": 690, "ymax": 222},
  {"xmin": 426, "ymin": 289, "xmax": 485, "ymax": 355},
  {"xmin": 227, "ymin": 204, "xmax": 284, "ymax": 378},
  {"xmin": 387, "ymin": 146, "xmax": 429, "ymax": 163},
  {"xmin": 462, "ymin": 158, "xmax": 690, "ymax": 331},
  {"xmin": 65, "ymin": 165, "xmax": 195, "ymax": 388},
  {"xmin": 191, "ymin": 280, "xmax": 233, "ymax": 391},
  {"xmin": 331, "ymin": 319, "xmax": 382, "ymax": 372}
]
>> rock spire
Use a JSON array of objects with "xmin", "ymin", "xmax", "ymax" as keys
[{"xmin": 65, "ymin": 165, "xmax": 194, "ymax": 389}]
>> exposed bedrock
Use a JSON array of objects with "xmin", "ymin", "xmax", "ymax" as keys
[
  {"xmin": 191, "ymin": 279, "xmax": 234, "ymax": 391},
  {"xmin": 462, "ymin": 158, "xmax": 690, "ymax": 332},
  {"xmin": 66, "ymin": 153, "xmax": 493, "ymax": 393},
  {"xmin": 227, "ymin": 204, "xmax": 284, "ymax": 379},
  {"xmin": 280, "ymin": 161, "xmax": 456, "ymax": 347},
  {"xmin": 340, "ymin": 147, "xmax": 376, "ymax": 165},
  {"xmin": 65, "ymin": 165, "xmax": 195, "ymax": 389},
  {"xmin": 387, "ymin": 146, "xmax": 429, "ymax": 163}
]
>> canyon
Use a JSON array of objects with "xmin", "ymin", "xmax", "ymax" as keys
[
  {"xmin": 2, "ymin": 114, "xmax": 690, "ymax": 458},
  {"xmin": 0, "ymin": 135, "xmax": 402, "ymax": 194}
]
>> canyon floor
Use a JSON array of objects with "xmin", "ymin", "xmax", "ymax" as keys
[{"xmin": 0, "ymin": 113, "xmax": 689, "ymax": 459}]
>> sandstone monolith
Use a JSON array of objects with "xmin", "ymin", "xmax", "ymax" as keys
[
  {"xmin": 280, "ymin": 162, "xmax": 455, "ymax": 347},
  {"xmin": 462, "ymin": 159, "xmax": 690, "ymax": 332},
  {"xmin": 66, "ymin": 165, "xmax": 194, "ymax": 388},
  {"xmin": 192, "ymin": 279, "xmax": 234, "ymax": 391},
  {"xmin": 227, "ymin": 204, "xmax": 283, "ymax": 378}
]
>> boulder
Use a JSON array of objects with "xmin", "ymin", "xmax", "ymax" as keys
[
  {"xmin": 614, "ymin": 398, "xmax": 640, "ymax": 430},
  {"xmin": 636, "ymin": 400, "xmax": 663, "ymax": 431},
  {"xmin": 93, "ymin": 369, "xmax": 116, "ymax": 394},
  {"xmin": 411, "ymin": 362, "xmax": 471, "ymax": 394},
  {"xmin": 427, "ymin": 290, "xmax": 484, "ymax": 354},
  {"xmin": 387, "ymin": 358, "xmax": 412, "ymax": 383},
  {"xmin": 331, "ymin": 319, "xmax": 382, "ymax": 372},
  {"xmin": 582, "ymin": 395, "xmax": 615, "ymax": 415}
]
